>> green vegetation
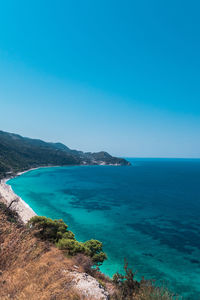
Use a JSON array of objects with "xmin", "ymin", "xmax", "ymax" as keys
[
  {"xmin": 1, "ymin": 209, "xmax": 178, "ymax": 299},
  {"xmin": 0, "ymin": 130, "xmax": 130, "ymax": 179},
  {"xmin": 28, "ymin": 216, "xmax": 68, "ymax": 242},
  {"xmin": 28, "ymin": 216, "xmax": 107, "ymax": 266},
  {"xmin": 0, "ymin": 130, "xmax": 81, "ymax": 180},
  {"xmin": 84, "ymin": 239, "xmax": 107, "ymax": 265}
]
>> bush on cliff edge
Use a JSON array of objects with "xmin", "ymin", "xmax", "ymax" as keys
[{"xmin": 28, "ymin": 216, "xmax": 107, "ymax": 266}]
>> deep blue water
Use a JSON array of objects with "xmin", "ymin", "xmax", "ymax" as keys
[{"xmin": 8, "ymin": 159, "xmax": 200, "ymax": 299}]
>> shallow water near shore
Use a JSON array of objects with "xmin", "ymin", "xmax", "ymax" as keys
[{"xmin": 8, "ymin": 158, "xmax": 200, "ymax": 299}]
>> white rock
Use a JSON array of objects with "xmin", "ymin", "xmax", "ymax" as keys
[{"xmin": 71, "ymin": 271, "xmax": 109, "ymax": 300}]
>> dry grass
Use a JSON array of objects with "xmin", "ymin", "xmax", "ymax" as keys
[
  {"xmin": 0, "ymin": 203, "xmax": 179, "ymax": 300},
  {"xmin": 0, "ymin": 208, "xmax": 85, "ymax": 299}
]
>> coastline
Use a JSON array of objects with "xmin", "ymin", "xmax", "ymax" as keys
[
  {"xmin": 0, "ymin": 163, "xmax": 126, "ymax": 224},
  {"xmin": 0, "ymin": 168, "xmax": 39, "ymax": 223}
]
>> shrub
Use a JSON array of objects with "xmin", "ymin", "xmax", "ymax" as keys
[
  {"xmin": 112, "ymin": 260, "xmax": 178, "ymax": 300},
  {"xmin": 28, "ymin": 216, "xmax": 107, "ymax": 267},
  {"xmin": 57, "ymin": 239, "xmax": 85, "ymax": 255},
  {"xmin": 28, "ymin": 216, "xmax": 68, "ymax": 242},
  {"xmin": 84, "ymin": 239, "xmax": 107, "ymax": 265},
  {"xmin": 113, "ymin": 259, "xmax": 140, "ymax": 299},
  {"xmin": 57, "ymin": 238, "xmax": 107, "ymax": 266},
  {"xmin": 84, "ymin": 239, "xmax": 103, "ymax": 256},
  {"xmin": 62, "ymin": 230, "xmax": 75, "ymax": 240}
]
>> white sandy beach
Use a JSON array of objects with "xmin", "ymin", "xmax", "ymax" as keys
[
  {"xmin": 0, "ymin": 164, "xmax": 118, "ymax": 224},
  {"xmin": 0, "ymin": 166, "xmax": 60, "ymax": 223},
  {"xmin": 0, "ymin": 171, "xmax": 37, "ymax": 223}
]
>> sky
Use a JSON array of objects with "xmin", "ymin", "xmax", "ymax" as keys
[{"xmin": 0, "ymin": 0, "xmax": 200, "ymax": 157}]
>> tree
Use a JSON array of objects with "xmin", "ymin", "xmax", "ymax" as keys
[
  {"xmin": 29, "ymin": 216, "xmax": 107, "ymax": 267},
  {"xmin": 28, "ymin": 216, "xmax": 68, "ymax": 242},
  {"xmin": 84, "ymin": 239, "xmax": 107, "ymax": 265},
  {"xmin": 57, "ymin": 239, "xmax": 85, "ymax": 255}
]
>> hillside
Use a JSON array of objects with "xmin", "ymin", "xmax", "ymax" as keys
[
  {"xmin": 0, "ymin": 200, "xmax": 177, "ymax": 300},
  {"xmin": 0, "ymin": 204, "xmax": 110, "ymax": 300},
  {"xmin": 0, "ymin": 130, "xmax": 130, "ymax": 179}
]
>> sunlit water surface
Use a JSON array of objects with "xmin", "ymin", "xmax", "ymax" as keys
[{"xmin": 8, "ymin": 158, "xmax": 200, "ymax": 299}]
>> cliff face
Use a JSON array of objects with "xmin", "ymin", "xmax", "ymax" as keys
[{"xmin": 0, "ymin": 205, "xmax": 110, "ymax": 300}]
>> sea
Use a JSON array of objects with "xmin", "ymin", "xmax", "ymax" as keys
[{"xmin": 8, "ymin": 158, "xmax": 200, "ymax": 299}]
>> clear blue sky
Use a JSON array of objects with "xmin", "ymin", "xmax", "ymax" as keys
[{"xmin": 0, "ymin": 0, "xmax": 200, "ymax": 157}]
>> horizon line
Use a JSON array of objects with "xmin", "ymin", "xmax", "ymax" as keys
[{"xmin": 123, "ymin": 157, "xmax": 200, "ymax": 159}]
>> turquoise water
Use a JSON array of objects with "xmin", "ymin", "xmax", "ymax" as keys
[{"xmin": 8, "ymin": 159, "xmax": 200, "ymax": 299}]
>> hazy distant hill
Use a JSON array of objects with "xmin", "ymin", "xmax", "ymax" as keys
[{"xmin": 0, "ymin": 130, "xmax": 130, "ymax": 179}]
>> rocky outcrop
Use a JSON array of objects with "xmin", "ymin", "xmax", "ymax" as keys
[{"xmin": 71, "ymin": 271, "xmax": 109, "ymax": 300}]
